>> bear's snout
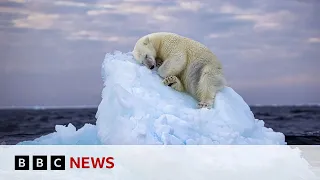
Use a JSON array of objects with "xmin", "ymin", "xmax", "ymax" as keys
[{"xmin": 144, "ymin": 57, "xmax": 155, "ymax": 70}]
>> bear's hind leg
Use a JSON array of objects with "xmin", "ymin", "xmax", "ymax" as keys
[
  {"xmin": 196, "ymin": 65, "xmax": 226, "ymax": 109},
  {"xmin": 197, "ymin": 85, "xmax": 216, "ymax": 109},
  {"xmin": 197, "ymin": 96, "xmax": 215, "ymax": 109},
  {"xmin": 163, "ymin": 75, "xmax": 184, "ymax": 92}
]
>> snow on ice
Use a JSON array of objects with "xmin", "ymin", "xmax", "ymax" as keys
[{"xmin": 18, "ymin": 51, "xmax": 286, "ymax": 145}]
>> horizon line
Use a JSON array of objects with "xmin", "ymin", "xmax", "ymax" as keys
[{"xmin": 0, "ymin": 103, "xmax": 320, "ymax": 110}]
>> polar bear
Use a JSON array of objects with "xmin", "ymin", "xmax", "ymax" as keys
[{"xmin": 132, "ymin": 32, "xmax": 226, "ymax": 109}]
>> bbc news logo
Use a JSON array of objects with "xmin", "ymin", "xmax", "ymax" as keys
[
  {"xmin": 15, "ymin": 155, "xmax": 115, "ymax": 170},
  {"xmin": 15, "ymin": 155, "xmax": 65, "ymax": 170}
]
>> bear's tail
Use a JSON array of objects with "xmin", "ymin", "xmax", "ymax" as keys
[{"xmin": 196, "ymin": 65, "xmax": 226, "ymax": 101}]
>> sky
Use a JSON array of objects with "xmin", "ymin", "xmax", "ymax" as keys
[{"xmin": 0, "ymin": 0, "xmax": 319, "ymax": 107}]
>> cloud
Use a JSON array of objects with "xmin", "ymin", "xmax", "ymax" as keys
[
  {"xmin": 218, "ymin": 3, "xmax": 261, "ymax": 14},
  {"xmin": 12, "ymin": 13, "xmax": 60, "ymax": 30},
  {"xmin": 86, "ymin": 1, "xmax": 178, "ymax": 24},
  {"xmin": 178, "ymin": 1, "xmax": 204, "ymax": 12},
  {"xmin": 230, "ymin": 73, "xmax": 319, "ymax": 90},
  {"xmin": 0, "ymin": 0, "xmax": 319, "ymax": 106},
  {"xmin": 86, "ymin": 4, "xmax": 153, "ymax": 15},
  {"xmin": 234, "ymin": 10, "xmax": 296, "ymax": 32},
  {"xmin": 66, "ymin": 30, "xmax": 136, "ymax": 44},
  {"xmin": 307, "ymin": 37, "xmax": 320, "ymax": 43},
  {"xmin": 7, "ymin": 0, "xmax": 25, "ymax": 3},
  {"xmin": 53, "ymin": 1, "xmax": 90, "ymax": 8},
  {"xmin": 0, "ymin": 5, "xmax": 29, "ymax": 15},
  {"xmin": 207, "ymin": 32, "xmax": 235, "ymax": 39}
]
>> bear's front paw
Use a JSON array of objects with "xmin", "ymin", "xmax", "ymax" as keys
[
  {"xmin": 197, "ymin": 102, "xmax": 213, "ymax": 109},
  {"xmin": 163, "ymin": 75, "xmax": 177, "ymax": 86}
]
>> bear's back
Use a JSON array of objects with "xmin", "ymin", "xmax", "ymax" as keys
[{"xmin": 150, "ymin": 32, "xmax": 217, "ymax": 62}]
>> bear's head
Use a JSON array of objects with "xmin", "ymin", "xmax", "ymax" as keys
[{"xmin": 133, "ymin": 36, "xmax": 156, "ymax": 70}]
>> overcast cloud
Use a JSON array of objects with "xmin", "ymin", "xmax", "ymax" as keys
[{"xmin": 0, "ymin": 0, "xmax": 319, "ymax": 107}]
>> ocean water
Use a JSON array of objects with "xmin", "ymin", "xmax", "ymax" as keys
[{"xmin": 0, "ymin": 106, "xmax": 319, "ymax": 145}]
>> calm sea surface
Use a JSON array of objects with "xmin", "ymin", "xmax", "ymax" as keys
[{"xmin": 0, "ymin": 106, "xmax": 319, "ymax": 145}]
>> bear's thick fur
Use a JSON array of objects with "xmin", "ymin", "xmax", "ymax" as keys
[{"xmin": 132, "ymin": 32, "xmax": 226, "ymax": 109}]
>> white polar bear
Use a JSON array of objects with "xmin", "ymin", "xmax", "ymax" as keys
[{"xmin": 132, "ymin": 32, "xmax": 226, "ymax": 109}]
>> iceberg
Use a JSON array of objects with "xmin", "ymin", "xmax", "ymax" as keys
[
  {"xmin": 11, "ymin": 52, "xmax": 319, "ymax": 180},
  {"xmin": 18, "ymin": 51, "xmax": 286, "ymax": 145}
]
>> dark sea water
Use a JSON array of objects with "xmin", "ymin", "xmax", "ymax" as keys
[{"xmin": 0, "ymin": 106, "xmax": 319, "ymax": 145}]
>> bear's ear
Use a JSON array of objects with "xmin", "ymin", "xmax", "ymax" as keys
[{"xmin": 143, "ymin": 36, "xmax": 150, "ymax": 45}]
